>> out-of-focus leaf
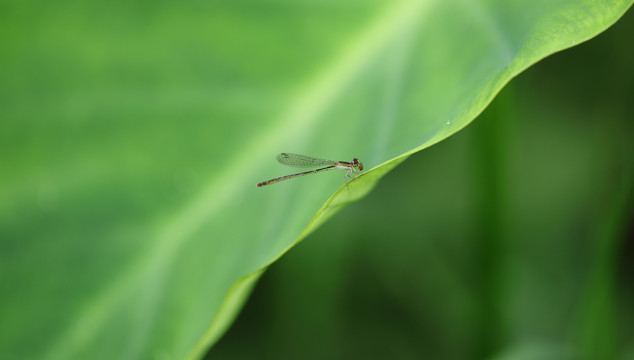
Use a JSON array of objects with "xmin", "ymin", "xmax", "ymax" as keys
[{"xmin": 0, "ymin": 1, "xmax": 631, "ymax": 359}]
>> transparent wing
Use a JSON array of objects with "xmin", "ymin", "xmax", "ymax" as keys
[{"xmin": 276, "ymin": 153, "xmax": 335, "ymax": 168}]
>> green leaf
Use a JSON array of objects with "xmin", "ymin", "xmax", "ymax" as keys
[{"xmin": 0, "ymin": 1, "xmax": 631, "ymax": 359}]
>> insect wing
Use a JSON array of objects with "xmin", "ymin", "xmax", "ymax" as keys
[{"xmin": 276, "ymin": 153, "xmax": 335, "ymax": 168}]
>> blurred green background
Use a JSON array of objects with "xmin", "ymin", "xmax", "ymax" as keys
[{"xmin": 209, "ymin": 8, "xmax": 634, "ymax": 360}]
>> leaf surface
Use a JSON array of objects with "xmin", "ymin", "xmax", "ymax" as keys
[{"xmin": 0, "ymin": 1, "xmax": 631, "ymax": 359}]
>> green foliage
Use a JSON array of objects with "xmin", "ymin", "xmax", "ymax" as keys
[
  {"xmin": 0, "ymin": 1, "xmax": 631, "ymax": 359},
  {"xmin": 212, "ymin": 10, "xmax": 634, "ymax": 358}
]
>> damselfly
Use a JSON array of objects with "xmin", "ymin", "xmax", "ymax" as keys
[{"xmin": 256, "ymin": 153, "xmax": 364, "ymax": 188}]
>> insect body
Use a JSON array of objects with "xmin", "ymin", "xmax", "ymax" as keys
[{"xmin": 256, "ymin": 153, "xmax": 364, "ymax": 188}]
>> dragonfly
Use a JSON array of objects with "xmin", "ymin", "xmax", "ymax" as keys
[{"xmin": 256, "ymin": 153, "xmax": 364, "ymax": 188}]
